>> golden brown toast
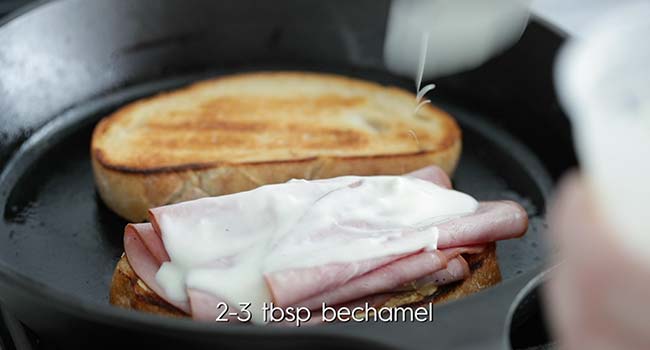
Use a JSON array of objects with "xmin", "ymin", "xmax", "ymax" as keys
[
  {"xmin": 109, "ymin": 243, "xmax": 501, "ymax": 319},
  {"xmin": 91, "ymin": 72, "xmax": 461, "ymax": 222}
]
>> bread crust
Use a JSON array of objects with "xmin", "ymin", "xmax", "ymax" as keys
[
  {"xmin": 93, "ymin": 143, "xmax": 461, "ymax": 222},
  {"xmin": 109, "ymin": 243, "xmax": 500, "ymax": 319},
  {"xmin": 91, "ymin": 71, "xmax": 462, "ymax": 222}
]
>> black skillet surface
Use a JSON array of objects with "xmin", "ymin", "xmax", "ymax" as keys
[{"xmin": 0, "ymin": 1, "xmax": 575, "ymax": 349}]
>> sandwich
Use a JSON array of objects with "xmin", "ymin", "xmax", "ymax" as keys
[
  {"xmin": 93, "ymin": 72, "xmax": 528, "ymax": 323},
  {"xmin": 110, "ymin": 166, "xmax": 527, "ymax": 324}
]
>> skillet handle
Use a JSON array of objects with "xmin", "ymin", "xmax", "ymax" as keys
[{"xmin": 320, "ymin": 266, "xmax": 548, "ymax": 350}]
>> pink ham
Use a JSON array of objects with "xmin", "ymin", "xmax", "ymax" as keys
[
  {"xmin": 123, "ymin": 224, "xmax": 190, "ymax": 313},
  {"xmin": 126, "ymin": 223, "xmax": 169, "ymax": 264},
  {"xmin": 383, "ymin": 245, "xmax": 486, "ymax": 292},
  {"xmin": 436, "ymin": 201, "xmax": 528, "ymax": 248},
  {"xmin": 288, "ymin": 250, "xmax": 447, "ymax": 309},
  {"xmin": 265, "ymin": 253, "xmax": 411, "ymax": 308},
  {"xmin": 264, "ymin": 200, "xmax": 526, "ymax": 308},
  {"xmin": 408, "ymin": 256, "xmax": 470, "ymax": 290},
  {"xmin": 122, "ymin": 165, "xmax": 529, "ymax": 321},
  {"xmin": 406, "ymin": 165, "xmax": 453, "ymax": 189},
  {"xmin": 187, "ymin": 289, "xmax": 239, "ymax": 322},
  {"xmin": 283, "ymin": 252, "xmax": 472, "ymax": 310},
  {"xmin": 441, "ymin": 245, "xmax": 487, "ymax": 259}
]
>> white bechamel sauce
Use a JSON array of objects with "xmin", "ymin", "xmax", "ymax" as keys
[{"xmin": 154, "ymin": 175, "xmax": 478, "ymax": 323}]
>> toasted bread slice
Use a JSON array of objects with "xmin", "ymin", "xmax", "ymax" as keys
[
  {"xmin": 109, "ymin": 243, "xmax": 501, "ymax": 318},
  {"xmin": 92, "ymin": 72, "xmax": 461, "ymax": 222}
]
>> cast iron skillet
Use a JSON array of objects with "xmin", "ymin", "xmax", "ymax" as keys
[{"xmin": 0, "ymin": 1, "xmax": 575, "ymax": 349}]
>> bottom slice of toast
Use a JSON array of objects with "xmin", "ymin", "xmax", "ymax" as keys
[{"xmin": 109, "ymin": 243, "xmax": 501, "ymax": 319}]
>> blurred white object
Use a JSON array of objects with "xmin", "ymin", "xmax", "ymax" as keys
[
  {"xmin": 556, "ymin": 2, "xmax": 650, "ymax": 262},
  {"xmin": 384, "ymin": 0, "xmax": 530, "ymax": 80},
  {"xmin": 531, "ymin": 0, "xmax": 645, "ymax": 37}
]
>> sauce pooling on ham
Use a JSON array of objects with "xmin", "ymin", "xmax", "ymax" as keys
[{"xmin": 151, "ymin": 175, "xmax": 478, "ymax": 323}]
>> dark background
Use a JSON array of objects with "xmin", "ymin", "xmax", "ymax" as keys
[{"xmin": 0, "ymin": 0, "xmax": 30, "ymax": 17}]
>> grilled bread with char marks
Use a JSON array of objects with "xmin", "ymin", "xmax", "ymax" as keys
[{"xmin": 91, "ymin": 72, "xmax": 461, "ymax": 222}]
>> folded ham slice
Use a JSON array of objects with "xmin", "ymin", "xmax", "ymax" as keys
[
  {"xmin": 123, "ymin": 165, "xmax": 528, "ymax": 322},
  {"xmin": 265, "ymin": 253, "xmax": 412, "ymax": 308},
  {"xmin": 283, "ymin": 250, "xmax": 448, "ymax": 310},
  {"xmin": 394, "ymin": 255, "xmax": 471, "ymax": 292},
  {"xmin": 123, "ymin": 225, "xmax": 190, "ymax": 313}
]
